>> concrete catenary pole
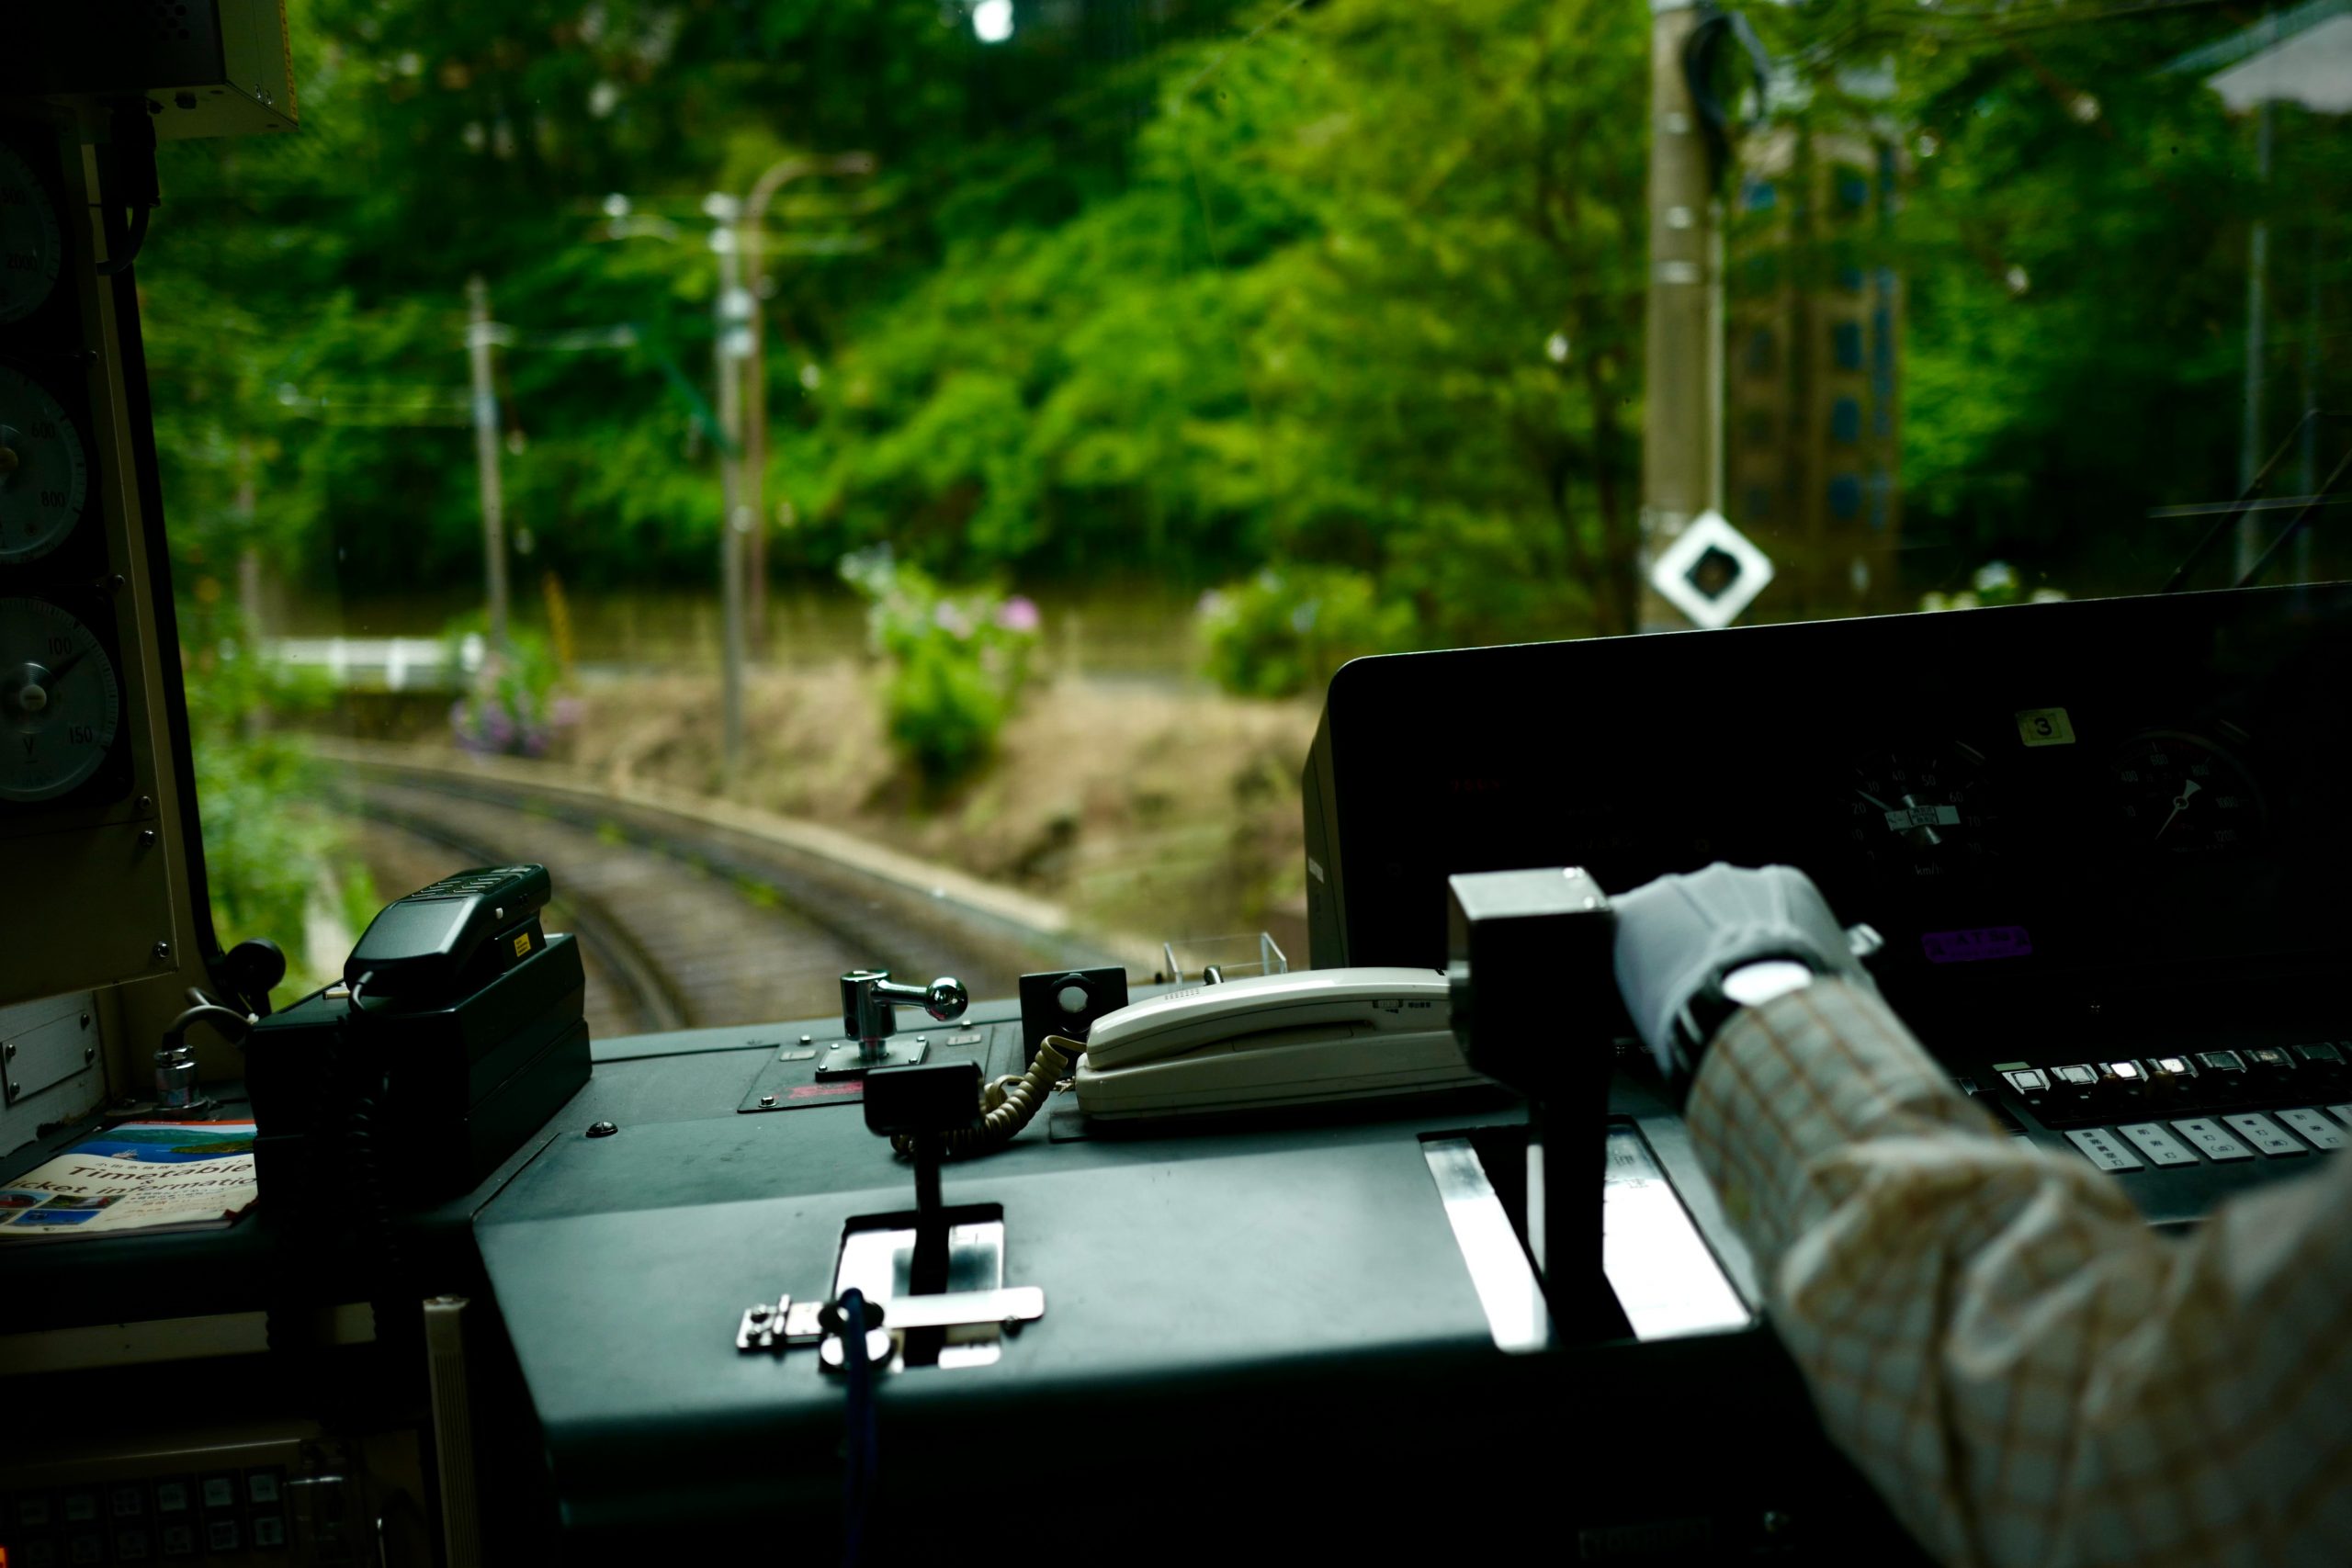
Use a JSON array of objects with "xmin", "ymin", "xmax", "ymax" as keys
[
  {"xmin": 2235, "ymin": 101, "xmax": 2273, "ymax": 581},
  {"xmin": 708, "ymin": 197, "xmax": 751, "ymax": 784},
  {"xmin": 466, "ymin": 274, "xmax": 510, "ymax": 647},
  {"xmin": 1639, "ymin": 0, "xmax": 1720, "ymax": 630}
]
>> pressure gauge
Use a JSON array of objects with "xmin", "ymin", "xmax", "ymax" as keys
[
  {"xmin": 2111, "ymin": 730, "xmax": 2267, "ymax": 855},
  {"xmin": 0, "ymin": 367, "xmax": 90, "ymax": 566},
  {"xmin": 0, "ymin": 145, "xmax": 63, "ymax": 325},
  {"xmin": 1, "ymin": 596, "xmax": 121, "ymax": 804}
]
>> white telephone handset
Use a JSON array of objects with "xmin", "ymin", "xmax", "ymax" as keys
[{"xmin": 1074, "ymin": 967, "xmax": 1485, "ymax": 1120}]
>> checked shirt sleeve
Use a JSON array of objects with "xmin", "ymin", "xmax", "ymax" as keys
[{"xmin": 1684, "ymin": 978, "xmax": 2352, "ymax": 1568}]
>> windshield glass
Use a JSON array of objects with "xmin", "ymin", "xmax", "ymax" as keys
[{"xmin": 145, "ymin": 0, "xmax": 2349, "ymax": 1031}]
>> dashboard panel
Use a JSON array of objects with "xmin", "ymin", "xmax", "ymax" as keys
[{"xmin": 1305, "ymin": 584, "xmax": 2352, "ymax": 1050}]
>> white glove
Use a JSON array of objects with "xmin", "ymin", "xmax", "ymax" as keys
[{"xmin": 1611, "ymin": 863, "xmax": 1876, "ymax": 1081}]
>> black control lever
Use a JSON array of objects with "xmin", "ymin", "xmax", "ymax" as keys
[
  {"xmin": 864, "ymin": 1061, "xmax": 982, "ymax": 1298},
  {"xmin": 1446, "ymin": 866, "xmax": 1632, "ymax": 1342}
]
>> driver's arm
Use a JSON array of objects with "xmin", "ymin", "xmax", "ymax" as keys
[{"xmin": 1689, "ymin": 976, "xmax": 2352, "ymax": 1568}]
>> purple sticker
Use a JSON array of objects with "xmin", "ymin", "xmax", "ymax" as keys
[{"xmin": 1921, "ymin": 926, "xmax": 2033, "ymax": 964}]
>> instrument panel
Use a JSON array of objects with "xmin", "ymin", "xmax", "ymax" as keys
[
  {"xmin": 1307, "ymin": 584, "xmax": 2352, "ymax": 1041},
  {"xmin": 0, "ymin": 113, "xmax": 136, "ymax": 815}
]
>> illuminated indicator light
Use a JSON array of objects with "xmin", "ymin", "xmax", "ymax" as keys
[
  {"xmin": 2157, "ymin": 1057, "xmax": 2191, "ymax": 1075},
  {"xmin": 2108, "ymin": 1061, "xmax": 2142, "ymax": 1079},
  {"xmin": 1922, "ymin": 926, "xmax": 2033, "ymax": 964}
]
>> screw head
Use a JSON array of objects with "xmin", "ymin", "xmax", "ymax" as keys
[
  {"xmin": 585, "ymin": 1121, "xmax": 619, "ymax": 1138},
  {"xmin": 80, "ymin": 1012, "xmax": 90, "ymax": 1028},
  {"xmin": 138, "ymin": 829, "xmax": 158, "ymax": 848},
  {"xmin": 136, "ymin": 795, "xmax": 153, "ymax": 815},
  {"xmin": 4, "ymin": 1081, "xmax": 16, "ymax": 1100},
  {"xmin": 2, "ymin": 1042, "xmax": 13, "ymax": 1057},
  {"xmin": 152, "ymin": 941, "xmax": 172, "ymax": 962},
  {"xmin": 83, "ymin": 1045, "xmax": 95, "ymax": 1063}
]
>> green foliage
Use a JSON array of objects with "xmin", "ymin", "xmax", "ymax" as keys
[
  {"xmin": 177, "ymin": 620, "xmax": 379, "ymax": 995},
  {"xmin": 840, "ymin": 550, "xmax": 1040, "ymax": 784},
  {"xmin": 782, "ymin": 0, "xmax": 1650, "ymax": 643},
  {"xmin": 1199, "ymin": 566, "xmax": 1418, "ymax": 698},
  {"xmin": 131, "ymin": 0, "xmax": 2348, "ymax": 658}
]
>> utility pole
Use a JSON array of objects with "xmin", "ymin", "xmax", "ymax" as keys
[
  {"xmin": 466, "ymin": 274, "xmax": 511, "ymax": 648},
  {"xmin": 2235, "ymin": 100, "xmax": 2273, "ymax": 581},
  {"xmin": 740, "ymin": 152, "xmax": 875, "ymax": 656},
  {"xmin": 1639, "ymin": 0, "xmax": 1719, "ymax": 631},
  {"xmin": 707, "ymin": 196, "xmax": 752, "ymax": 784}
]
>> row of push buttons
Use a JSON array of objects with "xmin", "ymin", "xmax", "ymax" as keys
[
  {"xmin": 1996, "ymin": 1043, "xmax": 2349, "ymax": 1129},
  {"xmin": 3, "ymin": 1470, "xmax": 287, "ymax": 1563},
  {"xmin": 2062, "ymin": 1104, "xmax": 2352, "ymax": 1172}
]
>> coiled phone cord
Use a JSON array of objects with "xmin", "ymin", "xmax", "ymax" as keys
[{"xmin": 887, "ymin": 1035, "xmax": 1081, "ymax": 1158}]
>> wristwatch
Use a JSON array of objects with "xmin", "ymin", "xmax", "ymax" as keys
[{"xmin": 1668, "ymin": 955, "xmax": 1819, "ymax": 1076}]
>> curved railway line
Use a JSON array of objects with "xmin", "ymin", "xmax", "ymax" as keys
[{"xmin": 329, "ymin": 757, "xmax": 1115, "ymax": 1041}]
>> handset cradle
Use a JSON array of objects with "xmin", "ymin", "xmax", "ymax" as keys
[
  {"xmin": 1072, "ymin": 966, "xmax": 1481, "ymax": 1120},
  {"xmin": 344, "ymin": 863, "xmax": 552, "ymax": 1005}
]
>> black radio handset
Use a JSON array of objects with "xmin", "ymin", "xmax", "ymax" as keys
[{"xmin": 345, "ymin": 864, "xmax": 553, "ymax": 1006}]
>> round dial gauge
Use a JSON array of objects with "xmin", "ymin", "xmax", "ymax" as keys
[
  {"xmin": 0, "ymin": 367, "xmax": 90, "ymax": 565},
  {"xmin": 0, "ymin": 596, "xmax": 121, "ymax": 804},
  {"xmin": 0, "ymin": 145, "xmax": 63, "ymax": 325},
  {"xmin": 2111, "ymin": 731, "xmax": 2265, "ymax": 854},
  {"xmin": 1849, "ymin": 742, "xmax": 1996, "ymax": 877}
]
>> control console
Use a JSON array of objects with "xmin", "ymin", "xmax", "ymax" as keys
[{"xmin": 1308, "ymin": 582, "xmax": 2352, "ymax": 1224}]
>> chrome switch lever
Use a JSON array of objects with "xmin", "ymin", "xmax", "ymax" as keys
[
  {"xmin": 817, "ymin": 969, "xmax": 969, "ymax": 1079},
  {"xmin": 842, "ymin": 970, "xmax": 968, "ymax": 1050}
]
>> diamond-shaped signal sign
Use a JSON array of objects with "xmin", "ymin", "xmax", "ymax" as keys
[{"xmin": 1650, "ymin": 511, "xmax": 1774, "ymax": 630}]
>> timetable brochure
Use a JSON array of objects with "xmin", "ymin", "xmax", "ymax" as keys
[{"xmin": 0, "ymin": 1121, "xmax": 259, "ymax": 1241}]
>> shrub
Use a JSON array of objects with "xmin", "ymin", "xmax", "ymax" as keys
[
  {"xmin": 840, "ymin": 549, "xmax": 1040, "ymax": 785},
  {"xmin": 446, "ymin": 620, "xmax": 580, "ymax": 758},
  {"xmin": 1198, "ymin": 565, "xmax": 1417, "ymax": 698}
]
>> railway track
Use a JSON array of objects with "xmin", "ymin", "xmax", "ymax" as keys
[{"xmin": 330, "ymin": 760, "xmax": 1113, "ymax": 1040}]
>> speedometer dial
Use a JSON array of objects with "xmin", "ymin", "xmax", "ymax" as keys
[
  {"xmin": 2111, "ymin": 731, "xmax": 2265, "ymax": 854},
  {"xmin": 1849, "ymin": 741, "xmax": 1997, "ymax": 878},
  {"xmin": 0, "ymin": 596, "xmax": 121, "ymax": 803},
  {"xmin": 0, "ymin": 367, "xmax": 89, "ymax": 566}
]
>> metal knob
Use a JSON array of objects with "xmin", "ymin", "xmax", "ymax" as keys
[
  {"xmin": 153, "ymin": 1043, "xmax": 201, "ymax": 1110},
  {"xmin": 840, "ymin": 970, "xmax": 968, "ymax": 1054}
]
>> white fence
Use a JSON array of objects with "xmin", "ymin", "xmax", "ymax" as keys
[{"xmin": 266, "ymin": 637, "xmax": 469, "ymax": 692}]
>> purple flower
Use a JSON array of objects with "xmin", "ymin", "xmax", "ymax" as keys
[{"xmin": 994, "ymin": 596, "xmax": 1040, "ymax": 634}]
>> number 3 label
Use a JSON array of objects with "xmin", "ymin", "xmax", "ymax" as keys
[{"xmin": 2015, "ymin": 707, "xmax": 2075, "ymax": 748}]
